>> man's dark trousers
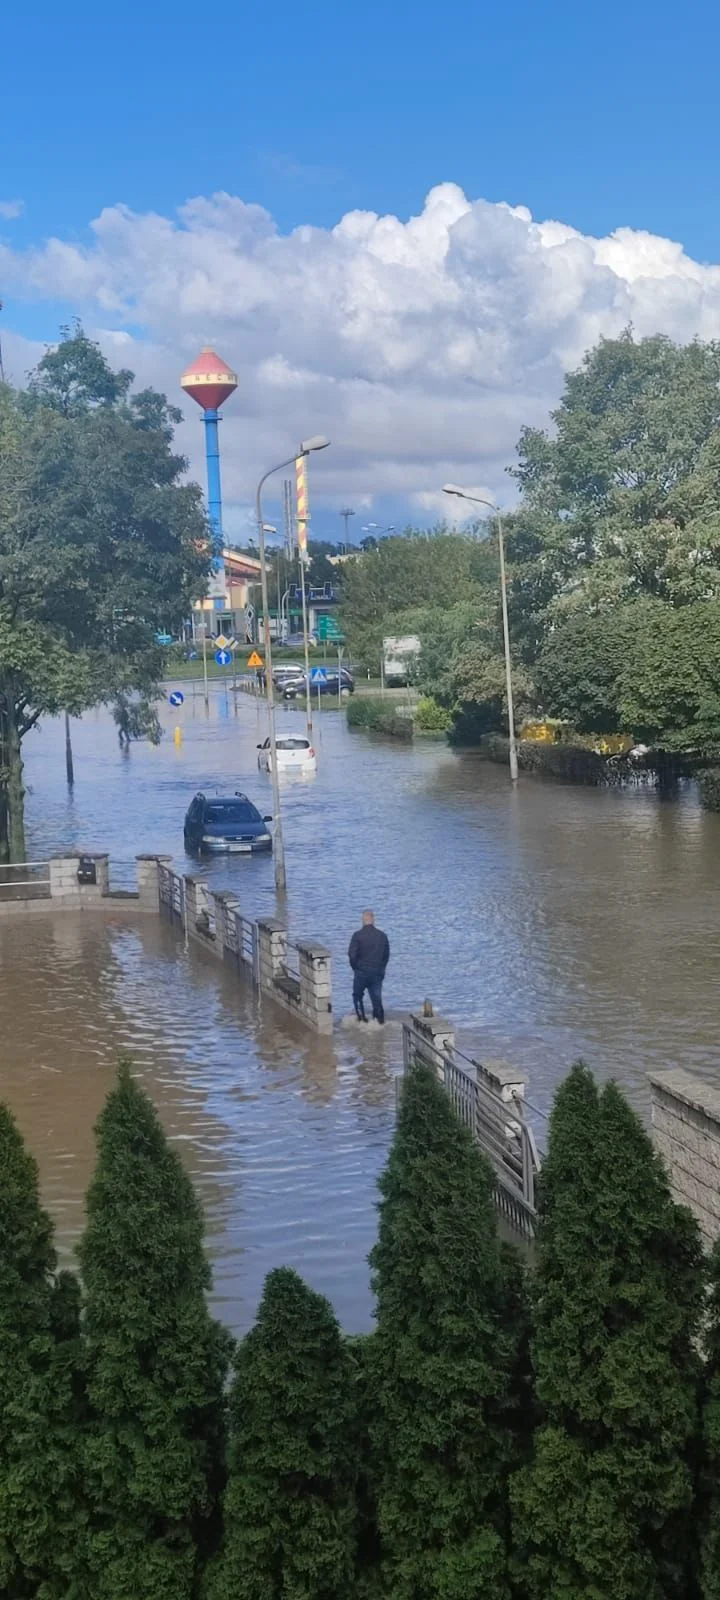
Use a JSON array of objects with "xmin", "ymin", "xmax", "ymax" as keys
[{"xmin": 353, "ymin": 971, "xmax": 385, "ymax": 1023}]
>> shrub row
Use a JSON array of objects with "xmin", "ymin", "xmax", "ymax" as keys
[
  {"xmin": 346, "ymin": 694, "xmax": 413, "ymax": 740},
  {"xmin": 5, "ymin": 1055, "xmax": 720, "ymax": 1599},
  {"xmin": 481, "ymin": 733, "xmax": 611, "ymax": 785}
]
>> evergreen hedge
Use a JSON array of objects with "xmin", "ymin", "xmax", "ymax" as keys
[
  {"xmin": 1, "ymin": 1055, "xmax": 719, "ymax": 1596},
  {"xmin": 346, "ymin": 694, "xmax": 413, "ymax": 740},
  {"xmin": 77, "ymin": 1062, "xmax": 232, "ymax": 1600}
]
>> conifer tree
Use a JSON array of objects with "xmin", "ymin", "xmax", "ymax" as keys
[
  {"xmin": 208, "ymin": 1266, "xmax": 359, "ymax": 1600},
  {"xmin": 78, "ymin": 1062, "xmax": 231, "ymax": 1600},
  {"xmin": 369, "ymin": 1059, "xmax": 528, "ymax": 1600},
  {"xmin": 699, "ymin": 1238, "xmax": 720, "ymax": 1599},
  {"xmin": 0, "ymin": 1103, "xmax": 84, "ymax": 1598},
  {"xmin": 512, "ymin": 1065, "xmax": 704, "ymax": 1600}
]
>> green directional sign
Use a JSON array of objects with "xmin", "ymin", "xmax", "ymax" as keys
[{"xmin": 316, "ymin": 613, "xmax": 344, "ymax": 641}]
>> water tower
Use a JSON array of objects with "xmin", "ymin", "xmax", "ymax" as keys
[{"xmin": 180, "ymin": 346, "xmax": 237, "ymax": 559}]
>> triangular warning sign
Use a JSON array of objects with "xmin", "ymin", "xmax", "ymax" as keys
[{"xmin": 247, "ymin": 651, "xmax": 263, "ymax": 668}]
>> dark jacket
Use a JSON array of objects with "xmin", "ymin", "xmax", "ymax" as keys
[{"xmin": 349, "ymin": 924, "xmax": 390, "ymax": 977}]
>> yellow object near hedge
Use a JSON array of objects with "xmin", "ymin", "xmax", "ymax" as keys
[{"xmin": 520, "ymin": 720, "xmax": 633, "ymax": 757}]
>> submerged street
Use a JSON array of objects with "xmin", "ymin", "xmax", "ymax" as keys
[{"xmin": 4, "ymin": 684, "xmax": 720, "ymax": 1331}]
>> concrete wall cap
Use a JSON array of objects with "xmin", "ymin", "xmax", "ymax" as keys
[{"xmin": 648, "ymin": 1068, "xmax": 720, "ymax": 1125}]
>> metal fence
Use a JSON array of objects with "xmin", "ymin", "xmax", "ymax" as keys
[
  {"xmin": 401, "ymin": 1022, "xmax": 544, "ymax": 1238},
  {"xmin": 158, "ymin": 863, "xmax": 186, "ymax": 925},
  {"xmin": 0, "ymin": 860, "xmax": 51, "ymax": 901}
]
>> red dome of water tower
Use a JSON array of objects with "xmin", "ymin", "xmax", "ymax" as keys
[{"xmin": 180, "ymin": 347, "xmax": 238, "ymax": 412}]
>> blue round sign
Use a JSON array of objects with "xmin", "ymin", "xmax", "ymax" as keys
[
  {"xmin": 168, "ymin": 690, "xmax": 184, "ymax": 707},
  {"xmin": 215, "ymin": 648, "xmax": 232, "ymax": 667}
]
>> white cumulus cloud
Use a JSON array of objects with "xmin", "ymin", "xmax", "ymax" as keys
[{"xmin": 3, "ymin": 183, "xmax": 720, "ymax": 529}]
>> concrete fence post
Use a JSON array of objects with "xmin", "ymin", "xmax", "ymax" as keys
[
  {"xmin": 409, "ymin": 1010, "xmax": 456, "ymax": 1077},
  {"xmin": 49, "ymin": 853, "xmax": 109, "ymax": 906},
  {"xmin": 257, "ymin": 918, "xmax": 288, "ymax": 992},
  {"xmin": 297, "ymin": 939, "xmax": 333, "ymax": 1034},
  {"xmin": 136, "ymin": 854, "xmax": 172, "ymax": 913}
]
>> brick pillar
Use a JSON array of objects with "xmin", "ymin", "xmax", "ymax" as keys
[
  {"xmin": 297, "ymin": 939, "xmax": 333, "ymax": 1034},
  {"xmin": 257, "ymin": 918, "xmax": 287, "ymax": 992},
  {"xmin": 136, "ymin": 854, "xmax": 172, "ymax": 913},
  {"xmin": 649, "ymin": 1068, "xmax": 720, "ymax": 1249}
]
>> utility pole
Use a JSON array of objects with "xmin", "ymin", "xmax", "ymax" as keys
[{"xmin": 339, "ymin": 507, "xmax": 355, "ymax": 553}]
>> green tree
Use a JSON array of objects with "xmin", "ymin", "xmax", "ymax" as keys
[
  {"xmin": 511, "ymin": 1066, "xmax": 704, "ymax": 1600},
  {"xmin": 369, "ymin": 1060, "xmax": 528, "ymax": 1600},
  {"xmin": 0, "ymin": 329, "xmax": 207, "ymax": 859},
  {"xmin": 77, "ymin": 1062, "xmax": 231, "ymax": 1600},
  {"xmin": 209, "ymin": 1267, "xmax": 359, "ymax": 1600},
  {"xmin": 535, "ymin": 598, "xmax": 720, "ymax": 752},
  {"xmin": 510, "ymin": 330, "xmax": 720, "ymax": 649},
  {"xmin": 0, "ymin": 1104, "xmax": 84, "ymax": 1597}
]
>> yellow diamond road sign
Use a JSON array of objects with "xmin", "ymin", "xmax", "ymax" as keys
[{"xmin": 215, "ymin": 632, "xmax": 233, "ymax": 650}]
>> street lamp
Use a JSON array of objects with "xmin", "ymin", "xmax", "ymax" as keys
[
  {"xmin": 339, "ymin": 506, "xmax": 355, "ymax": 553},
  {"xmin": 443, "ymin": 484, "xmax": 518, "ymax": 784},
  {"xmin": 256, "ymin": 436, "xmax": 330, "ymax": 892}
]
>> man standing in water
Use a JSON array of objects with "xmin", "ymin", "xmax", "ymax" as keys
[{"xmin": 348, "ymin": 909, "xmax": 390, "ymax": 1024}]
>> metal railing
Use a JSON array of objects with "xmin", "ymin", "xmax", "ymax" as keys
[
  {"xmin": 0, "ymin": 860, "xmax": 51, "ymax": 901},
  {"xmin": 158, "ymin": 863, "xmax": 186, "ymax": 925},
  {"xmin": 401, "ymin": 1022, "xmax": 543, "ymax": 1238}
]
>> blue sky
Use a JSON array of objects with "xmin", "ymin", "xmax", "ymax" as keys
[{"xmin": 3, "ymin": 0, "xmax": 720, "ymax": 538}]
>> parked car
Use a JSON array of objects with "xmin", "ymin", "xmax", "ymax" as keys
[
  {"xmin": 184, "ymin": 793, "xmax": 272, "ymax": 854},
  {"xmin": 257, "ymin": 735, "xmax": 317, "ymax": 774},
  {"xmin": 272, "ymin": 663, "xmax": 305, "ymax": 688},
  {"xmin": 283, "ymin": 667, "xmax": 355, "ymax": 700}
]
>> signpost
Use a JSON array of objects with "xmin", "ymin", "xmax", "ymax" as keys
[
  {"xmin": 168, "ymin": 691, "xmax": 184, "ymax": 707},
  {"xmin": 215, "ymin": 648, "xmax": 232, "ymax": 668},
  {"xmin": 310, "ymin": 664, "xmax": 327, "ymax": 716},
  {"xmin": 247, "ymin": 651, "xmax": 263, "ymax": 668},
  {"xmin": 316, "ymin": 613, "xmax": 344, "ymax": 643}
]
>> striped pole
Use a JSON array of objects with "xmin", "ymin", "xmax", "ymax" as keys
[{"xmin": 296, "ymin": 455, "xmax": 309, "ymax": 556}]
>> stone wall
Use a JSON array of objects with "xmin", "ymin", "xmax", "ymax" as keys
[{"xmin": 649, "ymin": 1068, "xmax": 720, "ymax": 1247}]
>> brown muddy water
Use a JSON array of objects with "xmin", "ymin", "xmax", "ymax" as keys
[{"xmin": 2, "ymin": 682, "xmax": 719, "ymax": 1331}]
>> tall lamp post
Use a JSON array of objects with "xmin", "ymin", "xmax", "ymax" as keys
[
  {"xmin": 339, "ymin": 506, "xmax": 355, "ymax": 552},
  {"xmin": 443, "ymin": 484, "xmax": 519, "ymax": 784},
  {"xmin": 256, "ymin": 436, "xmax": 330, "ymax": 892}
]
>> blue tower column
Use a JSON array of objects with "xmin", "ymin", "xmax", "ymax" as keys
[{"xmin": 202, "ymin": 408, "xmax": 223, "ymax": 567}]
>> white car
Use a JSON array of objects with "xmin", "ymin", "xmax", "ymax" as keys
[{"xmin": 257, "ymin": 735, "xmax": 317, "ymax": 774}]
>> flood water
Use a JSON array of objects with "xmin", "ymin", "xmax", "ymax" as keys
[{"xmin": 2, "ymin": 681, "xmax": 719, "ymax": 1332}]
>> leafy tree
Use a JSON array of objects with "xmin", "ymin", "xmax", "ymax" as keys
[
  {"xmin": 0, "ymin": 1104, "xmax": 84, "ymax": 1598},
  {"xmin": 369, "ymin": 1059, "xmax": 528, "ymax": 1600},
  {"xmin": 77, "ymin": 1062, "xmax": 231, "ymax": 1600},
  {"xmin": 536, "ymin": 598, "xmax": 720, "ymax": 752},
  {"xmin": 0, "ymin": 329, "xmax": 207, "ymax": 859},
  {"xmin": 510, "ymin": 330, "xmax": 720, "ymax": 646},
  {"xmin": 340, "ymin": 530, "xmax": 483, "ymax": 670},
  {"xmin": 511, "ymin": 1066, "xmax": 704, "ymax": 1600},
  {"xmin": 209, "ymin": 1267, "xmax": 360, "ymax": 1600}
]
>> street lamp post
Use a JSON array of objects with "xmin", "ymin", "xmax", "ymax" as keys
[
  {"xmin": 339, "ymin": 506, "xmax": 355, "ymax": 553},
  {"xmin": 256, "ymin": 437, "xmax": 330, "ymax": 892},
  {"xmin": 443, "ymin": 484, "xmax": 519, "ymax": 784}
]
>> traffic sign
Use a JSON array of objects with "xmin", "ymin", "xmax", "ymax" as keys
[
  {"xmin": 316, "ymin": 613, "xmax": 344, "ymax": 642},
  {"xmin": 247, "ymin": 650, "xmax": 263, "ymax": 668},
  {"xmin": 310, "ymin": 666, "xmax": 328, "ymax": 683},
  {"xmin": 168, "ymin": 690, "xmax": 185, "ymax": 707},
  {"xmin": 215, "ymin": 632, "xmax": 230, "ymax": 650},
  {"xmin": 215, "ymin": 648, "xmax": 232, "ymax": 667}
]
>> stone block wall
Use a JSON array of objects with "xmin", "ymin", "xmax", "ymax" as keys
[
  {"xmin": 49, "ymin": 853, "xmax": 109, "ymax": 905},
  {"xmin": 649, "ymin": 1068, "xmax": 720, "ymax": 1247}
]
